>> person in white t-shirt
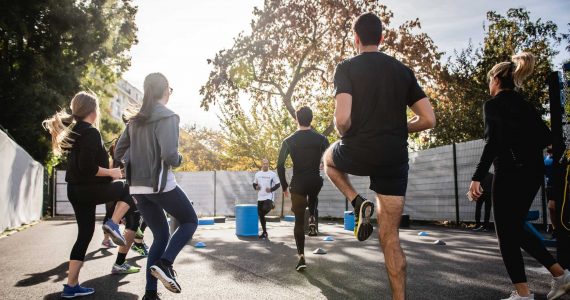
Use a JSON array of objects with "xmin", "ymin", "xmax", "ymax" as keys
[{"xmin": 253, "ymin": 158, "xmax": 281, "ymax": 239}]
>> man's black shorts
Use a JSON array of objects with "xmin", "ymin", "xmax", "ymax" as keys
[{"xmin": 331, "ymin": 141, "xmax": 409, "ymax": 196}]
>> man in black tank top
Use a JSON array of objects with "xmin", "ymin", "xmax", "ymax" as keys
[
  {"xmin": 322, "ymin": 13, "xmax": 435, "ymax": 300},
  {"xmin": 277, "ymin": 106, "xmax": 329, "ymax": 271}
]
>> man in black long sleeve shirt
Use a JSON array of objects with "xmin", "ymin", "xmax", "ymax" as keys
[{"xmin": 277, "ymin": 106, "xmax": 329, "ymax": 271}]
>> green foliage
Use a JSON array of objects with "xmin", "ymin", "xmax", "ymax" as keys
[
  {"xmin": 177, "ymin": 125, "xmax": 229, "ymax": 171},
  {"xmin": 431, "ymin": 8, "xmax": 561, "ymax": 146},
  {"xmin": 201, "ymin": 0, "xmax": 443, "ymax": 168},
  {"xmin": 0, "ymin": 0, "xmax": 138, "ymax": 164}
]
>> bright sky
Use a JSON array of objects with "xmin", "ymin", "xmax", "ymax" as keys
[{"xmin": 122, "ymin": 0, "xmax": 570, "ymax": 129}]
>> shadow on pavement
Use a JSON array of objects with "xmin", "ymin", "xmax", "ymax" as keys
[
  {"xmin": 42, "ymin": 274, "xmax": 139, "ymax": 300},
  {"xmin": 15, "ymin": 248, "xmax": 114, "ymax": 287}
]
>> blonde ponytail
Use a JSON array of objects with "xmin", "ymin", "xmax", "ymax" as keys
[
  {"xmin": 42, "ymin": 91, "xmax": 99, "ymax": 156},
  {"xmin": 42, "ymin": 110, "xmax": 76, "ymax": 156},
  {"xmin": 488, "ymin": 52, "xmax": 536, "ymax": 90},
  {"xmin": 511, "ymin": 52, "xmax": 535, "ymax": 88}
]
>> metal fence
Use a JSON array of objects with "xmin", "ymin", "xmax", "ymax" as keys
[{"xmin": 54, "ymin": 139, "xmax": 546, "ymax": 224}]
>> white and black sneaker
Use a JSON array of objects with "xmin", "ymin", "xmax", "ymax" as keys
[
  {"xmin": 353, "ymin": 195, "xmax": 374, "ymax": 241},
  {"xmin": 295, "ymin": 256, "xmax": 306, "ymax": 272},
  {"xmin": 150, "ymin": 260, "xmax": 181, "ymax": 293},
  {"xmin": 308, "ymin": 216, "xmax": 317, "ymax": 237}
]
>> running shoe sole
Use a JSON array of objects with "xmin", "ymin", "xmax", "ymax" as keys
[
  {"xmin": 150, "ymin": 265, "xmax": 181, "ymax": 293},
  {"xmin": 61, "ymin": 290, "xmax": 95, "ymax": 298},
  {"xmin": 548, "ymin": 281, "xmax": 570, "ymax": 300},
  {"xmin": 103, "ymin": 224, "xmax": 126, "ymax": 246},
  {"xmin": 296, "ymin": 264, "xmax": 306, "ymax": 272},
  {"xmin": 355, "ymin": 200, "xmax": 374, "ymax": 241},
  {"xmin": 308, "ymin": 224, "xmax": 317, "ymax": 236}
]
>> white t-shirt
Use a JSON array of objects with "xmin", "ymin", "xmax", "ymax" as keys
[
  {"xmin": 130, "ymin": 168, "xmax": 177, "ymax": 195},
  {"xmin": 253, "ymin": 170, "xmax": 280, "ymax": 201}
]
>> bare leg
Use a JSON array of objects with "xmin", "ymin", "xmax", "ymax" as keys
[
  {"xmin": 111, "ymin": 201, "xmax": 130, "ymax": 224},
  {"xmin": 513, "ymin": 283, "xmax": 531, "ymax": 297},
  {"xmin": 376, "ymin": 194, "xmax": 406, "ymax": 300},
  {"xmin": 117, "ymin": 229, "xmax": 135, "ymax": 256},
  {"xmin": 548, "ymin": 263, "xmax": 565, "ymax": 277},
  {"xmin": 67, "ymin": 260, "xmax": 83, "ymax": 286},
  {"xmin": 323, "ymin": 146, "xmax": 357, "ymax": 201}
]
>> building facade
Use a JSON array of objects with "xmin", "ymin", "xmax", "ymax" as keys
[{"xmin": 110, "ymin": 79, "xmax": 142, "ymax": 121}]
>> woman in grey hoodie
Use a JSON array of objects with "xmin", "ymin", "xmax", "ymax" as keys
[{"xmin": 115, "ymin": 73, "xmax": 198, "ymax": 300}]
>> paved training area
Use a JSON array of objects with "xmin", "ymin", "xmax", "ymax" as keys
[{"xmin": 0, "ymin": 219, "xmax": 563, "ymax": 299}]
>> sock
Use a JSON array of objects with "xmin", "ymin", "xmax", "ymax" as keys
[
  {"xmin": 115, "ymin": 252, "xmax": 127, "ymax": 265},
  {"xmin": 351, "ymin": 195, "xmax": 360, "ymax": 208},
  {"xmin": 134, "ymin": 242, "xmax": 144, "ymax": 247}
]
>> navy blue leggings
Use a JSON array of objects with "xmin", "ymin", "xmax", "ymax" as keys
[{"xmin": 133, "ymin": 186, "xmax": 198, "ymax": 291}]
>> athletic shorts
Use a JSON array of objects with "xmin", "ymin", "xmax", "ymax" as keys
[{"xmin": 331, "ymin": 141, "xmax": 409, "ymax": 196}]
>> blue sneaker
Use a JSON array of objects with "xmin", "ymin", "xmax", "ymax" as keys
[
  {"xmin": 62, "ymin": 284, "xmax": 95, "ymax": 298},
  {"xmin": 103, "ymin": 220, "xmax": 126, "ymax": 246}
]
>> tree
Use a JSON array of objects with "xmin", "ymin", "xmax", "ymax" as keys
[
  {"xmin": 431, "ymin": 8, "xmax": 561, "ymax": 146},
  {"xmin": 176, "ymin": 125, "xmax": 229, "ymax": 171},
  {"xmin": 0, "ymin": 0, "xmax": 138, "ymax": 162},
  {"xmin": 201, "ymin": 0, "xmax": 443, "ymax": 169}
]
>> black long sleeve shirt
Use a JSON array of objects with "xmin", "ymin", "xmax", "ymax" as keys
[
  {"xmin": 472, "ymin": 90, "xmax": 551, "ymax": 181},
  {"xmin": 65, "ymin": 121, "xmax": 112, "ymax": 184},
  {"xmin": 277, "ymin": 129, "xmax": 329, "ymax": 190}
]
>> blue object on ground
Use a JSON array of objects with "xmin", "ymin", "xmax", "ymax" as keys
[
  {"xmin": 235, "ymin": 204, "xmax": 259, "ymax": 236},
  {"xmin": 344, "ymin": 211, "xmax": 355, "ymax": 231},
  {"xmin": 524, "ymin": 210, "xmax": 557, "ymax": 247},
  {"xmin": 194, "ymin": 242, "xmax": 206, "ymax": 248},
  {"xmin": 284, "ymin": 215, "xmax": 295, "ymax": 222},
  {"xmin": 198, "ymin": 218, "xmax": 215, "ymax": 225},
  {"xmin": 323, "ymin": 236, "xmax": 334, "ymax": 241},
  {"xmin": 418, "ymin": 231, "xmax": 429, "ymax": 236}
]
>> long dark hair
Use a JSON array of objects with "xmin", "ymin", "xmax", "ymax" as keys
[{"xmin": 126, "ymin": 73, "xmax": 169, "ymax": 124}]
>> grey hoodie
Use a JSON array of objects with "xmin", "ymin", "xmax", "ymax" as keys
[{"xmin": 115, "ymin": 103, "xmax": 182, "ymax": 193}]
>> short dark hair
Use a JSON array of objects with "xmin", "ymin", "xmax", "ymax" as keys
[
  {"xmin": 353, "ymin": 12, "xmax": 383, "ymax": 46},
  {"xmin": 295, "ymin": 106, "xmax": 313, "ymax": 127}
]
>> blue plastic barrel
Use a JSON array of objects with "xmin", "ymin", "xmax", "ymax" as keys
[
  {"xmin": 235, "ymin": 204, "xmax": 258, "ymax": 236},
  {"xmin": 344, "ymin": 211, "xmax": 355, "ymax": 231}
]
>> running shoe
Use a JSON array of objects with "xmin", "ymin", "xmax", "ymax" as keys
[
  {"xmin": 131, "ymin": 242, "xmax": 149, "ymax": 256},
  {"xmin": 111, "ymin": 263, "xmax": 141, "ymax": 274},
  {"xmin": 308, "ymin": 216, "xmax": 317, "ymax": 237},
  {"xmin": 150, "ymin": 260, "xmax": 181, "ymax": 293},
  {"xmin": 103, "ymin": 220, "xmax": 126, "ymax": 246},
  {"xmin": 142, "ymin": 291, "xmax": 162, "ymax": 300},
  {"xmin": 61, "ymin": 284, "xmax": 95, "ymax": 298},
  {"xmin": 101, "ymin": 239, "xmax": 118, "ymax": 248},
  {"xmin": 547, "ymin": 269, "xmax": 570, "ymax": 300},
  {"xmin": 135, "ymin": 227, "xmax": 145, "ymax": 240},
  {"xmin": 502, "ymin": 291, "xmax": 535, "ymax": 300},
  {"xmin": 258, "ymin": 232, "xmax": 268, "ymax": 239},
  {"xmin": 353, "ymin": 195, "xmax": 374, "ymax": 241},
  {"xmin": 295, "ymin": 256, "xmax": 306, "ymax": 272}
]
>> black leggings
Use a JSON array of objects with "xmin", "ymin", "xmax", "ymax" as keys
[
  {"xmin": 67, "ymin": 181, "xmax": 134, "ymax": 261},
  {"xmin": 290, "ymin": 176, "xmax": 323, "ymax": 255},
  {"xmin": 475, "ymin": 194, "xmax": 492, "ymax": 227},
  {"xmin": 493, "ymin": 167, "xmax": 557, "ymax": 283},
  {"xmin": 103, "ymin": 198, "xmax": 139, "ymax": 232},
  {"xmin": 258, "ymin": 200, "xmax": 273, "ymax": 233}
]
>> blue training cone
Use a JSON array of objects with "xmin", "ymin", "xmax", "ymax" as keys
[
  {"xmin": 323, "ymin": 236, "xmax": 334, "ymax": 241},
  {"xmin": 418, "ymin": 231, "xmax": 429, "ymax": 236},
  {"xmin": 194, "ymin": 242, "xmax": 206, "ymax": 248}
]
